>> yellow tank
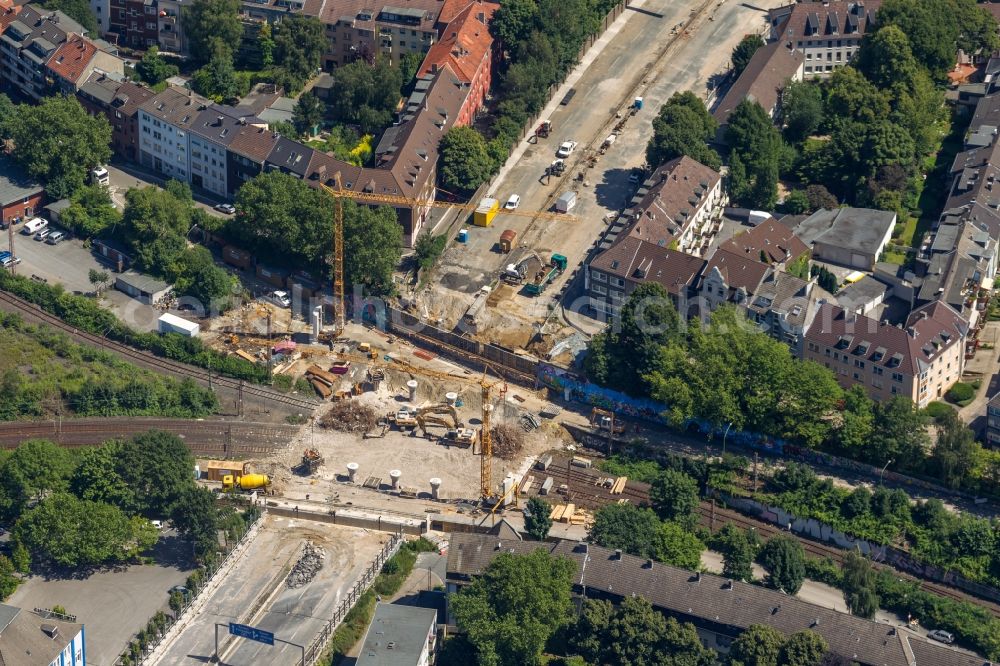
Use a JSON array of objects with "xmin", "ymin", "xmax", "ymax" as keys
[{"xmin": 222, "ymin": 474, "xmax": 270, "ymax": 491}]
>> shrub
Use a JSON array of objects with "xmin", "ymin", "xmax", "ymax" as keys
[{"xmin": 946, "ymin": 382, "xmax": 976, "ymax": 404}]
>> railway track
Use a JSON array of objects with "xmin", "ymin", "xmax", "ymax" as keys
[
  {"xmin": 0, "ymin": 418, "xmax": 298, "ymax": 457},
  {"xmin": 0, "ymin": 290, "xmax": 318, "ymax": 412},
  {"xmin": 543, "ymin": 463, "xmax": 1000, "ymax": 617}
]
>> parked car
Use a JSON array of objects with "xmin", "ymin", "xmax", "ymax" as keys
[
  {"xmin": 45, "ymin": 230, "xmax": 66, "ymax": 245},
  {"xmin": 504, "ymin": 194, "xmax": 521, "ymax": 210},
  {"xmin": 928, "ymin": 630, "xmax": 955, "ymax": 644},
  {"xmin": 0, "ymin": 253, "xmax": 21, "ymax": 268},
  {"xmin": 628, "ymin": 169, "xmax": 643, "ymax": 184},
  {"xmin": 556, "ymin": 140, "xmax": 577, "ymax": 158},
  {"xmin": 34, "ymin": 227, "xmax": 53, "ymax": 241},
  {"xmin": 263, "ymin": 290, "xmax": 291, "ymax": 308},
  {"xmin": 214, "ymin": 203, "xmax": 236, "ymax": 215},
  {"xmin": 21, "ymin": 217, "xmax": 47, "ymax": 235}
]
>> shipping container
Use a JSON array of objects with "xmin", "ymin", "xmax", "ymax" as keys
[
  {"xmin": 474, "ymin": 198, "xmax": 499, "ymax": 227},
  {"xmin": 158, "ymin": 313, "xmax": 200, "ymax": 337},
  {"xmin": 201, "ymin": 459, "xmax": 248, "ymax": 482},
  {"xmin": 222, "ymin": 245, "xmax": 252, "ymax": 270},
  {"xmin": 556, "ymin": 191, "xmax": 577, "ymax": 213},
  {"xmin": 499, "ymin": 229, "xmax": 517, "ymax": 253},
  {"xmin": 256, "ymin": 264, "xmax": 290, "ymax": 288}
]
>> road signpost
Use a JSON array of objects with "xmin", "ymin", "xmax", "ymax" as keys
[{"xmin": 214, "ymin": 622, "xmax": 304, "ymax": 665}]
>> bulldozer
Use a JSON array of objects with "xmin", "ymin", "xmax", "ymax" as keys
[{"xmin": 414, "ymin": 402, "xmax": 464, "ymax": 437}]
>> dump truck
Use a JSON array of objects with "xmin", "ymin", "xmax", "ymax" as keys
[
  {"xmin": 222, "ymin": 473, "xmax": 271, "ymax": 492},
  {"xmin": 474, "ymin": 198, "xmax": 499, "ymax": 227},
  {"xmin": 536, "ymin": 119, "xmax": 552, "ymax": 138},
  {"xmin": 525, "ymin": 254, "xmax": 568, "ymax": 296}
]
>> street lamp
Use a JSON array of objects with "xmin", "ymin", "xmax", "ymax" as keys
[
  {"xmin": 722, "ymin": 421, "xmax": 733, "ymax": 460},
  {"xmin": 879, "ymin": 459, "xmax": 894, "ymax": 485}
]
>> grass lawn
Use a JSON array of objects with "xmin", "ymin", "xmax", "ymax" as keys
[
  {"xmin": 882, "ymin": 249, "xmax": 908, "ymax": 265},
  {"xmin": 894, "ymin": 216, "xmax": 919, "ymax": 248},
  {"xmin": 911, "ymin": 113, "xmax": 965, "ymax": 248}
]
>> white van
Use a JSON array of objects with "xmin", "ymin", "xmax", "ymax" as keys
[
  {"xmin": 91, "ymin": 166, "xmax": 110, "ymax": 186},
  {"xmin": 21, "ymin": 217, "xmax": 47, "ymax": 235}
]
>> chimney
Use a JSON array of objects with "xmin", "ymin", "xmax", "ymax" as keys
[{"xmin": 614, "ymin": 549, "xmax": 623, "ymax": 560}]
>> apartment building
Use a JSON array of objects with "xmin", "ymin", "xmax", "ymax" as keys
[
  {"xmin": 156, "ymin": 0, "xmax": 188, "ymax": 54},
  {"xmin": 987, "ymin": 392, "xmax": 1000, "ymax": 446},
  {"xmin": 768, "ymin": 0, "xmax": 881, "ymax": 78},
  {"xmin": 803, "ymin": 301, "xmax": 968, "ymax": 407},
  {"xmin": 0, "ymin": 6, "xmax": 85, "ymax": 99},
  {"xmin": 317, "ymin": 0, "xmax": 443, "ymax": 69},
  {"xmin": 417, "ymin": 0, "xmax": 497, "ymax": 126},
  {"xmin": 226, "ymin": 121, "xmax": 279, "ymax": 195},
  {"xmin": 46, "ymin": 34, "xmax": 122, "ymax": 93},
  {"xmin": 137, "ymin": 86, "xmax": 211, "ymax": 182},
  {"xmin": 0, "ymin": 605, "xmax": 86, "ymax": 666},
  {"xmin": 713, "ymin": 42, "xmax": 803, "ymax": 140},
  {"xmin": 108, "ymin": 0, "xmax": 159, "ymax": 49},
  {"xmin": 78, "ymin": 73, "xmax": 156, "ymax": 161},
  {"xmin": 190, "ymin": 108, "xmax": 255, "ymax": 197}
]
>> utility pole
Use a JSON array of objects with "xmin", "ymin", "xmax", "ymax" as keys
[
  {"xmin": 7, "ymin": 224, "xmax": 14, "ymax": 275},
  {"xmin": 752, "ymin": 452, "xmax": 759, "ymax": 494},
  {"xmin": 238, "ymin": 380, "xmax": 245, "ymax": 418}
]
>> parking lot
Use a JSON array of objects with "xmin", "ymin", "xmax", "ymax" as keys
[{"xmin": 6, "ymin": 530, "xmax": 195, "ymax": 666}]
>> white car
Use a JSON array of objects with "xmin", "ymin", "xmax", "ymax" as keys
[
  {"xmin": 265, "ymin": 290, "xmax": 291, "ymax": 308},
  {"xmin": 556, "ymin": 140, "xmax": 577, "ymax": 158},
  {"xmin": 214, "ymin": 203, "xmax": 236, "ymax": 215},
  {"xmin": 504, "ymin": 194, "xmax": 521, "ymax": 210}
]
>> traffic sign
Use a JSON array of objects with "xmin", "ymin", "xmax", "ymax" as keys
[{"xmin": 229, "ymin": 622, "xmax": 274, "ymax": 646}]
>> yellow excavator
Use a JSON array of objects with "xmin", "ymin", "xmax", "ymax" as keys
[{"xmin": 414, "ymin": 402, "xmax": 477, "ymax": 447}]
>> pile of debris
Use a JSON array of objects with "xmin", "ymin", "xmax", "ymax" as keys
[
  {"xmin": 491, "ymin": 424, "xmax": 525, "ymax": 460},
  {"xmin": 286, "ymin": 541, "xmax": 325, "ymax": 588},
  {"xmin": 319, "ymin": 401, "xmax": 377, "ymax": 432}
]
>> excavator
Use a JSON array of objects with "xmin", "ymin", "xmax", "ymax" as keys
[{"xmin": 414, "ymin": 402, "xmax": 477, "ymax": 447}]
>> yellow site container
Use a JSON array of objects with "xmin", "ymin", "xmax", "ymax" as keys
[{"xmin": 474, "ymin": 198, "xmax": 499, "ymax": 227}]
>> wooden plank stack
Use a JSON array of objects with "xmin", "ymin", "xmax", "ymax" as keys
[{"xmin": 610, "ymin": 476, "xmax": 628, "ymax": 495}]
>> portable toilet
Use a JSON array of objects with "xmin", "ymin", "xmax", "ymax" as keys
[
  {"xmin": 634, "ymin": 96, "xmax": 644, "ymax": 110},
  {"xmin": 458, "ymin": 228, "xmax": 469, "ymax": 243}
]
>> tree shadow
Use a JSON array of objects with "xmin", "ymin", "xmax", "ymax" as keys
[{"xmin": 593, "ymin": 167, "xmax": 635, "ymax": 211}]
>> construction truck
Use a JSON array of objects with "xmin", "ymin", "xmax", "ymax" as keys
[
  {"xmin": 525, "ymin": 254, "xmax": 568, "ymax": 296},
  {"xmin": 391, "ymin": 407, "xmax": 418, "ymax": 430},
  {"xmin": 590, "ymin": 407, "xmax": 625, "ymax": 434},
  {"xmin": 442, "ymin": 428, "xmax": 477, "ymax": 448},
  {"xmin": 222, "ymin": 473, "xmax": 271, "ymax": 492},
  {"xmin": 415, "ymin": 402, "xmax": 464, "ymax": 437}
]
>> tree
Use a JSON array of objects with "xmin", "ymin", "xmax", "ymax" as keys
[
  {"xmin": 876, "ymin": 0, "xmax": 961, "ymax": 80},
  {"xmin": 292, "ymin": 92, "xmax": 324, "ymax": 136},
  {"xmin": 759, "ymin": 535, "xmax": 805, "ymax": 594},
  {"xmin": 928, "ymin": 406, "xmax": 978, "ymax": 489},
  {"xmin": 14, "ymin": 493, "xmax": 140, "ymax": 568},
  {"xmin": 135, "ymin": 47, "xmax": 179, "ymax": 87},
  {"xmin": 780, "ymin": 631, "xmax": 828, "ymax": 666},
  {"xmin": 731, "ymin": 34, "xmax": 765, "ymax": 78},
  {"xmin": 118, "ymin": 431, "xmax": 197, "ymax": 518},
  {"xmin": 841, "ymin": 486, "xmax": 871, "ymax": 519},
  {"xmin": 781, "ymin": 81, "xmax": 823, "ymax": 143},
  {"xmin": 716, "ymin": 523, "xmax": 756, "ymax": 582},
  {"xmin": 7, "ymin": 96, "xmax": 112, "ymax": 198},
  {"xmin": 655, "ymin": 521, "xmax": 704, "ymax": 570},
  {"xmin": 650, "ymin": 469, "xmax": 699, "ymax": 526},
  {"xmin": 842, "ymin": 551, "xmax": 879, "ymax": 619},
  {"xmin": 870, "ymin": 397, "xmax": 929, "ymax": 471},
  {"xmin": 0, "ymin": 555, "xmax": 19, "ymax": 600},
  {"xmin": 1, "ymin": 440, "xmax": 73, "ymax": 513},
  {"xmin": 120, "ymin": 187, "xmax": 191, "ymax": 273},
  {"xmin": 439, "ymin": 126, "xmax": 496, "ymax": 193},
  {"xmin": 328, "ymin": 59, "xmax": 404, "ymax": 134},
  {"xmin": 182, "ymin": 0, "xmax": 243, "ymax": 66},
  {"xmin": 450, "ymin": 549, "xmax": 576, "ymax": 666},
  {"xmin": 780, "ymin": 189, "xmax": 811, "ymax": 214},
  {"xmin": 523, "ymin": 497, "xmax": 552, "ymax": 541},
  {"xmin": 647, "ymin": 91, "xmax": 721, "ymax": 169},
  {"xmin": 342, "ymin": 201, "xmax": 402, "ymax": 296},
  {"xmin": 171, "ymin": 486, "xmax": 219, "ymax": 561},
  {"xmin": 192, "ymin": 40, "xmax": 241, "ymax": 101},
  {"xmin": 0, "ymin": 94, "xmax": 15, "ymax": 142},
  {"xmin": 272, "ymin": 16, "xmax": 327, "ymax": 89},
  {"xmin": 39, "ymin": 0, "xmax": 98, "ymax": 33},
  {"xmin": 60, "ymin": 185, "xmax": 121, "ymax": 238},
  {"xmin": 726, "ymin": 624, "xmax": 785, "ymax": 666},
  {"xmin": 726, "ymin": 99, "xmax": 787, "ymax": 210},
  {"xmin": 805, "ymin": 185, "xmax": 838, "ymax": 211},
  {"xmin": 490, "ymin": 0, "xmax": 539, "ymax": 46},
  {"xmin": 414, "ymin": 231, "xmax": 447, "ymax": 271},
  {"xmin": 70, "ymin": 440, "xmax": 137, "ymax": 511},
  {"xmin": 589, "ymin": 504, "xmax": 663, "ymax": 559}
]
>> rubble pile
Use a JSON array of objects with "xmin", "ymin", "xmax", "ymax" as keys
[
  {"xmin": 491, "ymin": 424, "xmax": 525, "ymax": 460},
  {"xmin": 319, "ymin": 402, "xmax": 378, "ymax": 432},
  {"xmin": 286, "ymin": 541, "xmax": 325, "ymax": 588}
]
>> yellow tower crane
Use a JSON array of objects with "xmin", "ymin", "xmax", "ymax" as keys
[
  {"xmin": 318, "ymin": 182, "xmax": 577, "ymax": 336},
  {"xmin": 478, "ymin": 366, "xmax": 507, "ymax": 500}
]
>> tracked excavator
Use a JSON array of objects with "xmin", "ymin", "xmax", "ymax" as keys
[{"xmin": 414, "ymin": 402, "xmax": 477, "ymax": 447}]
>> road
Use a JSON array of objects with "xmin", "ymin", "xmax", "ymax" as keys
[
  {"xmin": 422, "ymin": 0, "xmax": 782, "ymax": 341},
  {"xmin": 153, "ymin": 514, "xmax": 388, "ymax": 666}
]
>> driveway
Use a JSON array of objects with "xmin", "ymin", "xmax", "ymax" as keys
[{"xmin": 959, "ymin": 319, "xmax": 1000, "ymax": 429}]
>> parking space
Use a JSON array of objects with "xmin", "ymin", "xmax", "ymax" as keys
[{"xmin": 7, "ymin": 530, "xmax": 195, "ymax": 666}]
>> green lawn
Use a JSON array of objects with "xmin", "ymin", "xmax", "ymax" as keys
[
  {"xmin": 911, "ymin": 113, "xmax": 965, "ymax": 249},
  {"xmin": 894, "ymin": 216, "xmax": 919, "ymax": 248}
]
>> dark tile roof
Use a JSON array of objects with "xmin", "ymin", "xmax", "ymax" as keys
[
  {"xmin": 746, "ymin": 271, "xmax": 813, "ymax": 327},
  {"xmin": 227, "ymin": 123, "xmax": 280, "ymax": 163},
  {"xmin": 703, "ymin": 247, "xmax": 771, "ymax": 293},
  {"xmin": 718, "ymin": 217, "xmax": 810, "ymax": 265},
  {"xmin": 806, "ymin": 301, "xmax": 967, "ymax": 375},
  {"xmin": 713, "ymin": 42, "xmax": 803, "ymax": 126},
  {"xmin": 769, "ymin": 0, "xmax": 880, "ymax": 41},
  {"xmin": 139, "ymin": 85, "xmax": 211, "ymax": 129},
  {"xmin": 265, "ymin": 136, "xmax": 315, "ymax": 177},
  {"xmin": 624, "ymin": 156, "xmax": 721, "ymax": 246},
  {"xmin": 0, "ymin": 155, "xmax": 43, "ymax": 205},
  {"xmin": 446, "ymin": 534, "xmax": 979, "ymax": 666},
  {"xmin": 590, "ymin": 237, "xmax": 706, "ymax": 296},
  {"xmin": 189, "ymin": 106, "xmax": 256, "ymax": 148}
]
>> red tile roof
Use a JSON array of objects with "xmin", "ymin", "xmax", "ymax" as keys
[
  {"xmin": 418, "ymin": 0, "xmax": 497, "ymax": 83},
  {"xmin": 702, "ymin": 247, "xmax": 772, "ymax": 293},
  {"xmin": 0, "ymin": 3, "xmax": 22, "ymax": 35},
  {"xmin": 46, "ymin": 35, "xmax": 96, "ymax": 85},
  {"xmin": 718, "ymin": 217, "xmax": 810, "ymax": 265}
]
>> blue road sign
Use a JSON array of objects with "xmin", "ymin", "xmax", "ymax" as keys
[{"xmin": 229, "ymin": 622, "xmax": 274, "ymax": 646}]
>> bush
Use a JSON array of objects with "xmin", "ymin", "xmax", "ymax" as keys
[
  {"xmin": 946, "ymin": 382, "xmax": 976, "ymax": 404},
  {"xmin": 924, "ymin": 401, "xmax": 956, "ymax": 422}
]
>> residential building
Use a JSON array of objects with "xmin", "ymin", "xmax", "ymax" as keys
[
  {"xmin": 803, "ymin": 301, "xmax": 968, "ymax": 406},
  {"xmin": 46, "ymin": 34, "xmax": 123, "ymax": 93},
  {"xmin": 156, "ymin": 0, "xmax": 187, "ymax": 54},
  {"xmin": 0, "ymin": 604, "xmax": 85, "ymax": 666},
  {"xmin": 77, "ymin": 73, "xmax": 155, "ymax": 161},
  {"xmin": 787, "ymin": 207, "xmax": 896, "ymax": 270},
  {"xmin": 712, "ymin": 41, "xmax": 803, "ymax": 140},
  {"xmin": 90, "ymin": 0, "xmax": 110, "ymax": 34},
  {"xmin": 225, "ymin": 122, "xmax": 279, "ymax": 195},
  {"xmin": 0, "ymin": 156, "xmax": 44, "ymax": 226},
  {"xmin": 697, "ymin": 248, "xmax": 772, "ymax": 317},
  {"xmin": 108, "ymin": 0, "xmax": 159, "ymax": 49},
  {"xmin": 716, "ymin": 217, "xmax": 810, "ymax": 267},
  {"xmin": 189, "ymin": 107, "xmax": 254, "ymax": 197},
  {"xmin": 836, "ymin": 276, "xmax": 888, "ymax": 316},
  {"xmin": 914, "ymin": 220, "xmax": 996, "ymax": 326},
  {"xmin": 417, "ymin": 0, "xmax": 497, "ymax": 126},
  {"xmin": 356, "ymin": 603, "xmax": 437, "ymax": 666},
  {"xmin": 446, "ymin": 533, "xmax": 974, "ymax": 666},
  {"xmin": 987, "ymin": 392, "xmax": 1000, "ymax": 446},
  {"xmin": 767, "ymin": 0, "xmax": 881, "ymax": 78},
  {"xmin": 586, "ymin": 238, "xmax": 706, "ymax": 318},
  {"xmin": 137, "ymin": 85, "xmax": 211, "ymax": 182},
  {"xmin": 265, "ymin": 135, "xmax": 314, "ymax": 179},
  {"xmin": 317, "ymin": 0, "xmax": 444, "ymax": 69},
  {"xmin": 621, "ymin": 156, "xmax": 725, "ymax": 257},
  {"xmin": 0, "ymin": 6, "xmax": 85, "ymax": 100},
  {"xmin": 745, "ymin": 271, "xmax": 821, "ymax": 353}
]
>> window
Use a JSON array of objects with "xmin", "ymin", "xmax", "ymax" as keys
[
  {"xmin": 611, "ymin": 277, "xmax": 625, "ymax": 288},
  {"xmin": 891, "ymin": 372, "xmax": 904, "ymax": 383},
  {"xmin": 854, "ymin": 360, "xmax": 864, "ymax": 369},
  {"xmin": 853, "ymin": 372, "xmax": 860, "ymax": 380},
  {"xmin": 891, "ymin": 385, "xmax": 898, "ymax": 394},
  {"xmin": 873, "ymin": 366, "xmax": 883, "ymax": 376},
  {"xmin": 593, "ymin": 271, "xmax": 607, "ymax": 283}
]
